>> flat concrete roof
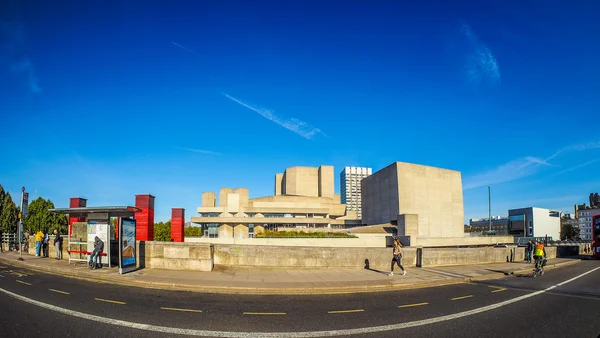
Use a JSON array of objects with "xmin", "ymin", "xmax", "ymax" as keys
[{"xmin": 49, "ymin": 206, "xmax": 141, "ymax": 217}]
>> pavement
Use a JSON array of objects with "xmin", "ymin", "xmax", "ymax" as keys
[
  {"xmin": 0, "ymin": 257, "xmax": 599, "ymax": 337},
  {"xmin": 0, "ymin": 250, "xmax": 585, "ymax": 295}
]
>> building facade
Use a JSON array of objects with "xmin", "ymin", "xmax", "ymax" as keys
[
  {"xmin": 577, "ymin": 208, "xmax": 600, "ymax": 241},
  {"xmin": 361, "ymin": 162, "xmax": 464, "ymax": 244},
  {"xmin": 340, "ymin": 166, "xmax": 372, "ymax": 219},
  {"xmin": 508, "ymin": 207, "xmax": 560, "ymax": 240},
  {"xmin": 191, "ymin": 166, "xmax": 359, "ymax": 238},
  {"xmin": 467, "ymin": 216, "xmax": 509, "ymax": 233}
]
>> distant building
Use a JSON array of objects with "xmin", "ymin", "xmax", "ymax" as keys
[
  {"xmin": 577, "ymin": 208, "xmax": 600, "ymax": 241},
  {"xmin": 467, "ymin": 216, "xmax": 508, "ymax": 233},
  {"xmin": 340, "ymin": 166, "xmax": 372, "ymax": 219},
  {"xmin": 191, "ymin": 165, "xmax": 359, "ymax": 238},
  {"xmin": 508, "ymin": 207, "xmax": 560, "ymax": 240}
]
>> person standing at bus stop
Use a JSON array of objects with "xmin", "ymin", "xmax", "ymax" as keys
[
  {"xmin": 526, "ymin": 240, "xmax": 534, "ymax": 263},
  {"xmin": 53, "ymin": 229, "xmax": 62, "ymax": 260},
  {"xmin": 35, "ymin": 229, "xmax": 44, "ymax": 256}
]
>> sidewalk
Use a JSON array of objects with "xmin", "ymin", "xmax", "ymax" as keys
[{"xmin": 0, "ymin": 251, "xmax": 581, "ymax": 295}]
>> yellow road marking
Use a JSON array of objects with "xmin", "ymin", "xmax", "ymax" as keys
[
  {"xmin": 451, "ymin": 295, "xmax": 474, "ymax": 301},
  {"xmin": 487, "ymin": 285, "xmax": 504, "ymax": 289},
  {"xmin": 161, "ymin": 307, "xmax": 203, "ymax": 313},
  {"xmin": 398, "ymin": 302, "xmax": 429, "ymax": 308},
  {"xmin": 49, "ymin": 289, "xmax": 70, "ymax": 295},
  {"xmin": 16, "ymin": 280, "xmax": 31, "ymax": 286},
  {"xmin": 243, "ymin": 312, "xmax": 286, "ymax": 315},
  {"xmin": 94, "ymin": 298, "xmax": 126, "ymax": 305},
  {"xmin": 491, "ymin": 288, "xmax": 507, "ymax": 293},
  {"xmin": 328, "ymin": 309, "xmax": 365, "ymax": 314}
]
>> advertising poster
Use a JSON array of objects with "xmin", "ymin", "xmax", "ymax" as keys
[
  {"xmin": 119, "ymin": 218, "xmax": 137, "ymax": 274},
  {"xmin": 87, "ymin": 221, "xmax": 109, "ymax": 264}
]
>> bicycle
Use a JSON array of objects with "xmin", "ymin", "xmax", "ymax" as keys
[{"xmin": 532, "ymin": 258, "xmax": 547, "ymax": 278}]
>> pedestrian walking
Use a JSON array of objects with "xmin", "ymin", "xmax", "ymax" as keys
[
  {"xmin": 388, "ymin": 238, "xmax": 406, "ymax": 276},
  {"xmin": 526, "ymin": 240, "xmax": 534, "ymax": 263},
  {"xmin": 53, "ymin": 229, "xmax": 62, "ymax": 260},
  {"xmin": 35, "ymin": 229, "xmax": 44, "ymax": 256}
]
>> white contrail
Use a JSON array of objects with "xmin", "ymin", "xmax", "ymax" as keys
[
  {"xmin": 171, "ymin": 41, "xmax": 202, "ymax": 57},
  {"xmin": 222, "ymin": 93, "xmax": 329, "ymax": 140},
  {"xmin": 174, "ymin": 147, "xmax": 221, "ymax": 156}
]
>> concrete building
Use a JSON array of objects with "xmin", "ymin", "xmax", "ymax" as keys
[
  {"xmin": 340, "ymin": 166, "xmax": 372, "ymax": 219},
  {"xmin": 361, "ymin": 162, "xmax": 465, "ymax": 245},
  {"xmin": 191, "ymin": 165, "xmax": 359, "ymax": 238},
  {"xmin": 467, "ymin": 216, "xmax": 508, "ymax": 234},
  {"xmin": 577, "ymin": 208, "xmax": 600, "ymax": 241},
  {"xmin": 508, "ymin": 207, "xmax": 560, "ymax": 240}
]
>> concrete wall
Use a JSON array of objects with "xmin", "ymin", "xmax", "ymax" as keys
[
  {"xmin": 213, "ymin": 244, "xmax": 414, "ymax": 269},
  {"xmin": 275, "ymin": 173, "xmax": 284, "ymax": 196},
  {"xmin": 361, "ymin": 163, "xmax": 399, "ymax": 225},
  {"xmin": 202, "ymin": 192, "xmax": 216, "ymax": 207},
  {"xmin": 185, "ymin": 236, "xmax": 388, "ymax": 247},
  {"xmin": 137, "ymin": 241, "xmax": 213, "ymax": 271},
  {"xmin": 15, "ymin": 236, "xmax": 588, "ymax": 271},
  {"xmin": 284, "ymin": 166, "xmax": 320, "ymax": 197},
  {"xmin": 413, "ymin": 236, "xmax": 516, "ymax": 247},
  {"xmin": 318, "ymin": 165, "xmax": 335, "ymax": 199},
  {"xmin": 396, "ymin": 162, "xmax": 464, "ymax": 238}
]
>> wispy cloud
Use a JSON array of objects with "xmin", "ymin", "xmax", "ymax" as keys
[
  {"xmin": 175, "ymin": 147, "xmax": 221, "ymax": 155},
  {"xmin": 171, "ymin": 41, "xmax": 202, "ymax": 57},
  {"xmin": 464, "ymin": 140, "xmax": 600, "ymax": 190},
  {"xmin": 461, "ymin": 22, "xmax": 500, "ymax": 86},
  {"xmin": 1, "ymin": 22, "xmax": 42, "ymax": 93},
  {"xmin": 463, "ymin": 157, "xmax": 546, "ymax": 190},
  {"xmin": 222, "ymin": 93, "xmax": 329, "ymax": 140},
  {"xmin": 554, "ymin": 157, "xmax": 600, "ymax": 177}
]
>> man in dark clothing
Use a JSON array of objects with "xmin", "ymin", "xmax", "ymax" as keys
[
  {"xmin": 88, "ymin": 236, "xmax": 104, "ymax": 269},
  {"xmin": 526, "ymin": 240, "xmax": 534, "ymax": 264},
  {"xmin": 53, "ymin": 229, "xmax": 62, "ymax": 259}
]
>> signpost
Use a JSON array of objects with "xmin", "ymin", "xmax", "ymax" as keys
[
  {"xmin": 17, "ymin": 187, "xmax": 26, "ymax": 261},
  {"xmin": 118, "ymin": 218, "xmax": 137, "ymax": 274}
]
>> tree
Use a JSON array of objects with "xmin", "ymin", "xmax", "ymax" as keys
[
  {"xmin": 0, "ymin": 193, "xmax": 19, "ymax": 234},
  {"xmin": 154, "ymin": 220, "xmax": 171, "ymax": 241},
  {"xmin": 560, "ymin": 222, "xmax": 580, "ymax": 240},
  {"xmin": 185, "ymin": 226, "xmax": 202, "ymax": 237},
  {"xmin": 24, "ymin": 197, "xmax": 68, "ymax": 234}
]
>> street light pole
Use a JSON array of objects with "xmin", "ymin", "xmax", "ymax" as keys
[
  {"xmin": 18, "ymin": 186, "xmax": 25, "ymax": 261},
  {"xmin": 488, "ymin": 186, "xmax": 492, "ymax": 232}
]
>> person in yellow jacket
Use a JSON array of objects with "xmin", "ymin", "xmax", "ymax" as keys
[
  {"xmin": 533, "ymin": 241, "xmax": 546, "ymax": 270},
  {"xmin": 35, "ymin": 229, "xmax": 44, "ymax": 257}
]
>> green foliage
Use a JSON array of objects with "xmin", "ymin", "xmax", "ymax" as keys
[
  {"xmin": 0, "ymin": 191, "xmax": 19, "ymax": 233},
  {"xmin": 560, "ymin": 222, "xmax": 580, "ymax": 240},
  {"xmin": 255, "ymin": 230, "xmax": 357, "ymax": 238},
  {"xmin": 154, "ymin": 220, "xmax": 171, "ymax": 241},
  {"xmin": 23, "ymin": 197, "xmax": 68, "ymax": 234},
  {"xmin": 184, "ymin": 226, "xmax": 202, "ymax": 237}
]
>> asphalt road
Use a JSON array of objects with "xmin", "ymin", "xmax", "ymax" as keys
[{"xmin": 0, "ymin": 259, "xmax": 599, "ymax": 337}]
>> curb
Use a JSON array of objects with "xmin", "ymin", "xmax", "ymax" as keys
[
  {"xmin": 507, "ymin": 259, "xmax": 581, "ymax": 276},
  {"xmin": 0, "ymin": 256, "xmax": 583, "ymax": 295}
]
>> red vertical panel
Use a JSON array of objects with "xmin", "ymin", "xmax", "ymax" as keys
[
  {"xmin": 135, "ymin": 194, "xmax": 155, "ymax": 241},
  {"xmin": 68, "ymin": 198, "xmax": 87, "ymax": 235},
  {"xmin": 171, "ymin": 208, "xmax": 185, "ymax": 242}
]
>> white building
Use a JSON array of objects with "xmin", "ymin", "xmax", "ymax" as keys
[
  {"xmin": 508, "ymin": 207, "xmax": 561, "ymax": 240},
  {"xmin": 340, "ymin": 166, "xmax": 372, "ymax": 219},
  {"xmin": 577, "ymin": 208, "xmax": 600, "ymax": 241}
]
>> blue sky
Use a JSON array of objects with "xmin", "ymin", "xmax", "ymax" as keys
[{"xmin": 1, "ymin": 0, "xmax": 599, "ymax": 223}]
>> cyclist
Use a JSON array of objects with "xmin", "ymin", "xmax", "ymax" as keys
[{"xmin": 533, "ymin": 240, "xmax": 546, "ymax": 272}]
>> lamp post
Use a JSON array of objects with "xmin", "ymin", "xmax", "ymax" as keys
[
  {"xmin": 18, "ymin": 187, "xmax": 25, "ymax": 261},
  {"xmin": 488, "ymin": 186, "xmax": 492, "ymax": 232}
]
